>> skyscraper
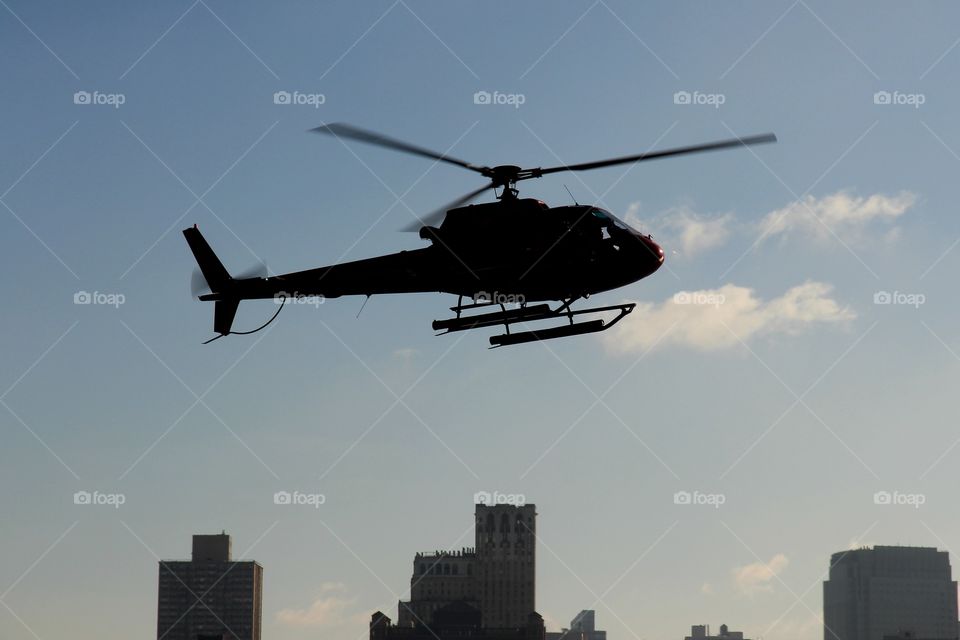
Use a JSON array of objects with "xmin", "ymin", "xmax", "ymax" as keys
[
  {"xmin": 822, "ymin": 545, "xmax": 958, "ymax": 640},
  {"xmin": 395, "ymin": 502, "xmax": 537, "ymax": 630},
  {"xmin": 475, "ymin": 502, "xmax": 537, "ymax": 628},
  {"xmin": 156, "ymin": 532, "xmax": 263, "ymax": 640}
]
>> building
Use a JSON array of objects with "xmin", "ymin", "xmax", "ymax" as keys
[
  {"xmin": 396, "ymin": 503, "xmax": 537, "ymax": 630},
  {"xmin": 156, "ymin": 532, "xmax": 263, "ymax": 640},
  {"xmin": 475, "ymin": 503, "xmax": 537, "ymax": 628},
  {"xmin": 373, "ymin": 606, "xmax": 545, "ymax": 640},
  {"xmin": 883, "ymin": 634, "xmax": 951, "ymax": 640},
  {"xmin": 400, "ymin": 548, "xmax": 479, "ymax": 626},
  {"xmin": 822, "ymin": 545, "xmax": 958, "ymax": 640},
  {"xmin": 546, "ymin": 610, "xmax": 607, "ymax": 640},
  {"xmin": 684, "ymin": 624, "xmax": 748, "ymax": 640}
]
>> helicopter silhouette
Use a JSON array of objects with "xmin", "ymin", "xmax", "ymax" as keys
[{"xmin": 184, "ymin": 123, "xmax": 776, "ymax": 347}]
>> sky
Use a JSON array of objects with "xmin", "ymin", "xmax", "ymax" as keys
[{"xmin": 3, "ymin": 2, "xmax": 960, "ymax": 640}]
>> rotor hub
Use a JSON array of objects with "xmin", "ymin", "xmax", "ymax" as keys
[{"xmin": 485, "ymin": 165, "xmax": 524, "ymax": 186}]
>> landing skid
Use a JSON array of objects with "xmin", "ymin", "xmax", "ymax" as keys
[{"xmin": 433, "ymin": 297, "xmax": 636, "ymax": 347}]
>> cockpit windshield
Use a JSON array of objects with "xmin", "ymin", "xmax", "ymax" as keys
[{"xmin": 590, "ymin": 208, "xmax": 632, "ymax": 232}]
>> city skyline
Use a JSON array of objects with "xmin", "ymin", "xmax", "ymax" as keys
[
  {"xmin": 147, "ymin": 518, "xmax": 960, "ymax": 640},
  {"xmin": 5, "ymin": 2, "xmax": 960, "ymax": 640}
]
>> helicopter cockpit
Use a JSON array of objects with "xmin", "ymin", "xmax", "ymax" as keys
[
  {"xmin": 590, "ymin": 207, "xmax": 633, "ymax": 233},
  {"xmin": 586, "ymin": 207, "xmax": 636, "ymax": 249}
]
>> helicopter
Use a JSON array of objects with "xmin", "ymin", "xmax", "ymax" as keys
[{"xmin": 184, "ymin": 123, "xmax": 776, "ymax": 347}]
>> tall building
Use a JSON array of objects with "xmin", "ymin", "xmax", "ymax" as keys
[
  {"xmin": 157, "ymin": 532, "xmax": 263, "ymax": 640},
  {"xmin": 684, "ymin": 625, "xmax": 748, "ymax": 640},
  {"xmin": 393, "ymin": 502, "xmax": 537, "ymax": 633},
  {"xmin": 475, "ymin": 503, "xmax": 537, "ymax": 628},
  {"xmin": 822, "ymin": 545, "xmax": 958, "ymax": 640},
  {"xmin": 546, "ymin": 610, "xmax": 607, "ymax": 640}
]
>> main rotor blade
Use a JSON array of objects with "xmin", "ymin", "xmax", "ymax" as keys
[
  {"xmin": 536, "ymin": 133, "xmax": 777, "ymax": 177},
  {"xmin": 191, "ymin": 268, "xmax": 210, "ymax": 297},
  {"xmin": 310, "ymin": 123, "xmax": 488, "ymax": 175},
  {"xmin": 400, "ymin": 182, "xmax": 496, "ymax": 232}
]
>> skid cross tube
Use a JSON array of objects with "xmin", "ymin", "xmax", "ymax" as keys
[{"xmin": 432, "ymin": 299, "xmax": 636, "ymax": 346}]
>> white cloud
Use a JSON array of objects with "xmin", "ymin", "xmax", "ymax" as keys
[
  {"xmin": 757, "ymin": 190, "xmax": 917, "ymax": 245},
  {"xmin": 624, "ymin": 190, "xmax": 916, "ymax": 257},
  {"xmin": 604, "ymin": 282, "xmax": 854, "ymax": 353},
  {"xmin": 625, "ymin": 202, "xmax": 732, "ymax": 257},
  {"xmin": 624, "ymin": 201, "xmax": 643, "ymax": 227},
  {"xmin": 732, "ymin": 553, "xmax": 789, "ymax": 595},
  {"xmin": 700, "ymin": 582, "xmax": 715, "ymax": 596},
  {"xmin": 657, "ymin": 208, "xmax": 733, "ymax": 257},
  {"xmin": 277, "ymin": 583, "xmax": 359, "ymax": 628}
]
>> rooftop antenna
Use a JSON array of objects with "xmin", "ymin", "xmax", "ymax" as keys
[{"xmin": 563, "ymin": 184, "xmax": 579, "ymax": 206}]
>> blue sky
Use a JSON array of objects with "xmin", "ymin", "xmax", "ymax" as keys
[{"xmin": 3, "ymin": 2, "xmax": 960, "ymax": 640}]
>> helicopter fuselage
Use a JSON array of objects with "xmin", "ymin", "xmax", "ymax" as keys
[{"xmin": 225, "ymin": 199, "xmax": 664, "ymax": 304}]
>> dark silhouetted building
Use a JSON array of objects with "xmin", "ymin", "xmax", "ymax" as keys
[
  {"xmin": 823, "ymin": 546, "xmax": 958, "ymax": 640},
  {"xmin": 157, "ymin": 532, "xmax": 263, "ymax": 640},
  {"xmin": 373, "ymin": 606, "xmax": 545, "ymax": 640},
  {"xmin": 475, "ymin": 503, "xmax": 536, "ymax": 628},
  {"xmin": 400, "ymin": 547, "xmax": 478, "ymax": 626},
  {"xmin": 684, "ymin": 625, "xmax": 748, "ymax": 640},
  {"xmin": 396, "ymin": 503, "xmax": 536, "ymax": 630},
  {"xmin": 546, "ymin": 610, "xmax": 606, "ymax": 640},
  {"xmin": 383, "ymin": 502, "xmax": 539, "ymax": 640}
]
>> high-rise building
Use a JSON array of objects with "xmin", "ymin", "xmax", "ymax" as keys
[
  {"xmin": 475, "ymin": 503, "xmax": 536, "ymax": 628},
  {"xmin": 822, "ymin": 545, "xmax": 958, "ymax": 640},
  {"xmin": 156, "ymin": 532, "xmax": 263, "ymax": 640},
  {"xmin": 394, "ymin": 502, "xmax": 537, "ymax": 632},
  {"xmin": 546, "ymin": 610, "xmax": 607, "ymax": 640}
]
